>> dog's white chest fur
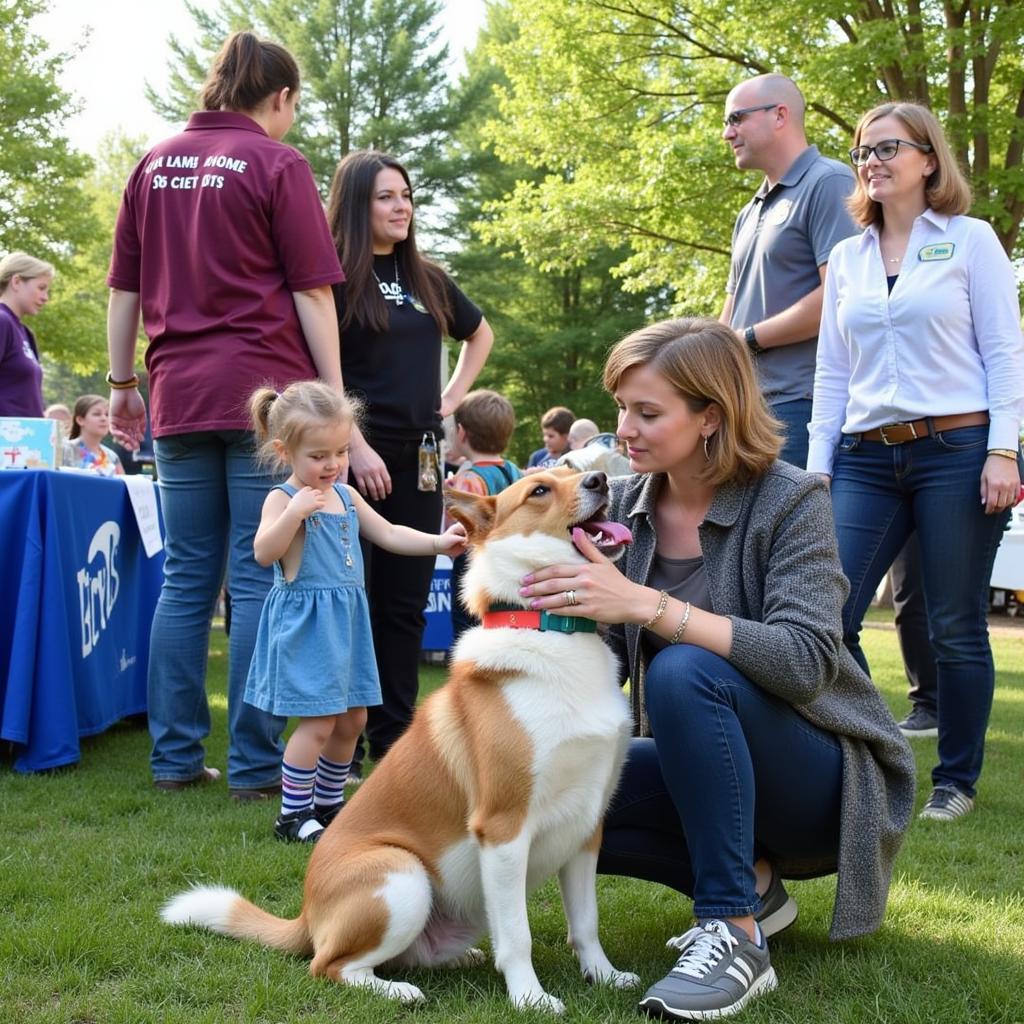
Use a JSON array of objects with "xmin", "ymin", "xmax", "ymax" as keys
[{"xmin": 434, "ymin": 627, "xmax": 632, "ymax": 915}]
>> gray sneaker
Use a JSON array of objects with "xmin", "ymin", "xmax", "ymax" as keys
[
  {"xmin": 756, "ymin": 868, "xmax": 797, "ymax": 938},
  {"xmin": 897, "ymin": 706, "xmax": 938, "ymax": 738},
  {"xmin": 639, "ymin": 920, "xmax": 777, "ymax": 1019},
  {"xmin": 919, "ymin": 785, "xmax": 974, "ymax": 821}
]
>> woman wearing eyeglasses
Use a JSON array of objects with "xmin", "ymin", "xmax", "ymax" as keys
[{"xmin": 809, "ymin": 102, "xmax": 1024, "ymax": 821}]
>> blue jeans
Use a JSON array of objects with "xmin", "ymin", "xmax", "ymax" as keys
[
  {"xmin": 598, "ymin": 646, "xmax": 842, "ymax": 920},
  {"xmin": 830, "ymin": 425, "xmax": 1010, "ymax": 796},
  {"xmin": 150, "ymin": 431, "xmax": 286, "ymax": 787},
  {"xmin": 769, "ymin": 397, "xmax": 812, "ymax": 470}
]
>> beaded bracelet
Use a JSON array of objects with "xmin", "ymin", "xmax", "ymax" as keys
[
  {"xmin": 106, "ymin": 370, "xmax": 140, "ymax": 390},
  {"xmin": 642, "ymin": 590, "xmax": 669, "ymax": 631},
  {"xmin": 669, "ymin": 601, "xmax": 692, "ymax": 644}
]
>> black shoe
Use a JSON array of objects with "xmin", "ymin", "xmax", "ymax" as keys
[
  {"xmin": 154, "ymin": 766, "xmax": 221, "ymax": 791},
  {"xmin": 273, "ymin": 807, "xmax": 325, "ymax": 843},
  {"xmin": 756, "ymin": 866, "xmax": 798, "ymax": 938},
  {"xmin": 315, "ymin": 801, "xmax": 346, "ymax": 828},
  {"xmin": 229, "ymin": 783, "xmax": 282, "ymax": 802},
  {"xmin": 897, "ymin": 706, "xmax": 938, "ymax": 738}
]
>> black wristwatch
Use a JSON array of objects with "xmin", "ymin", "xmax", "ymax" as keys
[{"xmin": 744, "ymin": 324, "xmax": 763, "ymax": 355}]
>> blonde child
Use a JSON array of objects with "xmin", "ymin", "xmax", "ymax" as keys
[{"xmin": 245, "ymin": 381, "xmax": 466, "ymax": 843}]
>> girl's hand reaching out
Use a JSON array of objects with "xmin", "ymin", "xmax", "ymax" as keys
[{"xmin": 435, "ymin": 522, "xmax": 468, "ymax": 558}]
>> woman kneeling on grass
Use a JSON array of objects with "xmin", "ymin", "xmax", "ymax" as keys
[{"xmin": 518, "ymin": 318, "xmax": 916, "ymax": 1019}]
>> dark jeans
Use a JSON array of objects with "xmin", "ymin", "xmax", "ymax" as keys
[
  {"xmin": 150, "ymin": 430, "xmax": 285, "ymax": 788},
  {"xmin": 769, "ymin": 397, "xmax": 813, "ymax": 470},
  {"xmin": 890, "ymin": 536, "xmax": 937, "ymax": 715},
  {"xmin": 598, "ymin": 646, "xmax": 842, "ymax": 920},
  {"xmin": 830, "ymin": 425, "xmax": 1010, "ymax": 795},
  {"xmin": 356, "ymin": 437, "xmax": 442, "ymax": 767}
]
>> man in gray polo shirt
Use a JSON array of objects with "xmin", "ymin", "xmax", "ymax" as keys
[
  {"xmin": 720, "ymin": 73, "xmax": 856, "ymax": 469},
  {"xmin": 720, "ymin": 75, "xmax": 935, "ymax": 738}
]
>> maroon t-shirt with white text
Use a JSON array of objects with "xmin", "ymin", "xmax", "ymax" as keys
[{"xmin": 107, "ymin": 111, "xmax": 343, "ymax": 437}]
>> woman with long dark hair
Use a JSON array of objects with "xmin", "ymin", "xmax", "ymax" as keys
[
  {"xmin": 106, "ymin": 31, "xmax": 344, "ymax": 798},
  {"xmin": 327, "ymin": 150, "xmax": 493, "ymax": 770}
]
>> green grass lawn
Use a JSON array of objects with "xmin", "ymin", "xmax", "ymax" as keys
[{"xmin": 2, "ymin": 617, "xmax": 1023, "ymax": 1023}]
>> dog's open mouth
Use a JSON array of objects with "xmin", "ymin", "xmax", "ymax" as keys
[{"xmin": 571, "ymin": 518, "xmax": 633, "ymax": 561}]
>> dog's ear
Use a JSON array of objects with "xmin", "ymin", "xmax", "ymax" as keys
[{"xmin": 444, "ymin": 486, "xmax": 497, "ymax": 543}]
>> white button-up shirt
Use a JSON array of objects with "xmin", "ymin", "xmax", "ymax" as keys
[{"xmin": 808, "ymin": 209, "xmax": 1024, "ymax": 475}]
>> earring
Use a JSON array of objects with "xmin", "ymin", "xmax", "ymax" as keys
[{"xmin": 703, "ymin": 434, "xmax": 711, "ymax": 461}]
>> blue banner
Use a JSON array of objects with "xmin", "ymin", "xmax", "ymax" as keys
[{"xmin": 0, "ymin": 471, "xmax": 164, "ymax": 772}]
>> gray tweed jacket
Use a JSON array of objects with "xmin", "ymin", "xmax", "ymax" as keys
[{"xmin": 605, "ymin": 462, "xmax": 916, "ymax": 941}]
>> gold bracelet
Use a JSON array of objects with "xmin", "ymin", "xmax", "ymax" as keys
[
  {"xmin": 106, "ymin": 370, "xmax": 140, "ymax": 390},
  {"xmin": 642, "ymin": 590, "xmax": 669, "ymax": 631},
  {"xmin": 987, "ymin": 448, "xmax": 1020, "ymax": 461},
  {"xmin": 669, "ymin": 601, "xmax": 692, "ymax": 644}
]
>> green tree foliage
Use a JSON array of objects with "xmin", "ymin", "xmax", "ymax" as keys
[
  {"xmin": 446, "ymin": 2, "xmax": 667, "ymax": 457},
  {"xmin": 479, "ymin": 0, "xmax": 1024, "ymax": 313},
  {"xmin": 146, "ymin": 0, "xmax": 458, "ymax": 194},
  {"xmin": 0, "ymin": 0, "xmax": 99, "ymax": 365},
  {"xmin": 42, "ymin": 132, "xmax": 149, "ymax": 375}
]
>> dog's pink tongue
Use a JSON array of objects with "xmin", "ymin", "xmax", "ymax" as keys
[{"xmin": 572, "ymin": 521, "xmax": 633, "ymax": 552}]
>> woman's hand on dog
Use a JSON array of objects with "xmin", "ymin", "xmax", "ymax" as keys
[{"xmin": 519, "ymin": 531, "xmax": 657, "ymax": 624}]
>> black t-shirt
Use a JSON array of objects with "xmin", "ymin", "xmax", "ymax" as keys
[{"xmin": 334, "ymin": 255, "xmax": 483, "ymax": 441}]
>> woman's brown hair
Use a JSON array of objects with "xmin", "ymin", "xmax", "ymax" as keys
[
  {"xmin": 68, "ymin": 395, "xmax": 107, "ymax": 440},
  {"xmin": 847, "ymin": 102, "xmax": 972, "ymax": 228},
  {"xmin": 325, "ymin": 151, "xmax": 452, "ymax": 334},
  {"xmin": 603, "ymin": 318, "xmax": 783, "ymax": 486},
  {"xmin": 200, "ymin": 31, "xmax": 299, "ymax": 113}
]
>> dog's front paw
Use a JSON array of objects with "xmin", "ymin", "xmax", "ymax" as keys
[
  {"xmin": 582, "ymin": 961, "xmax": 642, "ymax": 989},
  {"xmin": 604, "ymin": 969, "xmax": 641, "ymax": 989},
  {"xmin": 380, "ymin": 980, "xmax": 426, "ymax": 1004},
  {"xmin": 512, "ymin": 990, "xmax": 566, "ymax": 1015}
]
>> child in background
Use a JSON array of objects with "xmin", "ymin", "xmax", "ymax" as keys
[
  {"xmin": 446, "ymin": 389, "xmax": 523, "ymax": 648},
  {"xmin": 526, "ymin": 405, "xmax": 574, "ymax": 469},
  {"xmin": 63, "ymin": 395, "xmax": 124, "ymax": 476},
  {"xmin": 246, "ymin": 381, "xmax": 466, "ymax": 843}
]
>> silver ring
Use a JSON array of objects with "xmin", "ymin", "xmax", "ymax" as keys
[{"xmin": 565, "ymin": 589, "xmax": 578, "ymax": 607}]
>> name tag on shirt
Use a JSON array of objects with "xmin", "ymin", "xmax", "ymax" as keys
[{"xmin": 918, "ymin": 242, "xmax": 955, "ymax": 262}]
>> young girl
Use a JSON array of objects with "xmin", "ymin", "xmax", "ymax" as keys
[
  {"xmin": 245, "ymin": 381, "xmax": 466, "ymax": 843},
  {"xmin": 63, "ymin": 395, "xmax": 125, "ymax": 476}
]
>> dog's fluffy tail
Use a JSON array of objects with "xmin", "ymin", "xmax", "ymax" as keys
[{"xmin": 161, "ymin": 885, "xmax": 312, "ymax": 956}]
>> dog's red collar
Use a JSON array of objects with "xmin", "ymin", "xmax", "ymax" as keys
[{"xmin": 481, "ymin": 605, "xmax": 598, "ymax": 634}]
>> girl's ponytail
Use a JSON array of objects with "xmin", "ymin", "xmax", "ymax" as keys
[{"xmin": 249, "ymin": 386, "xmax": 278, "ymax": 441}]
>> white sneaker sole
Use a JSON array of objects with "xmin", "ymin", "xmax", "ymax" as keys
[
  {"xmin": 639, "ymin": 966, "xmax": 778, "ymax": 1019},
  {"xmin": 899, "ymin": 726, "xmax": 938, "ymax": 739},
  {"xmin": 758, "ymin": 895, "xmax": 798, "ymax": 938}
]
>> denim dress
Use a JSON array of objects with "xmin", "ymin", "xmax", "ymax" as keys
[{"xmin": 244, "ymin": 483, "xmax": 382, "ymax": 717}]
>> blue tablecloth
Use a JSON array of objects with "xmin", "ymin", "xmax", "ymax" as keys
[{"xmin": 0, "ymin": 470, "xmax": 164, "ymax": 772}]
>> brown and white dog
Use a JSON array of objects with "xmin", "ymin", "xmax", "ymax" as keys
[{"xmin": 162, "ymin": 468, "xmax": 637, "ymax": 1012}]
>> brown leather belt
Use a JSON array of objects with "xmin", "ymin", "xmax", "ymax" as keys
[{"xmin": 860, "ymin": 411, "xmax": 989, "ymax": 445}]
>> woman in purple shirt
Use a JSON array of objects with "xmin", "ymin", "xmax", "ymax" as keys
[{"xmin": 0, "ymin": 252, "xmax": 54, "ymax": 417}]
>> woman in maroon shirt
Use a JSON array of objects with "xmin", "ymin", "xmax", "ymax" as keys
[{"xmin": 106, "ymin": 32, "xmax": 344, "ymax": 798}]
